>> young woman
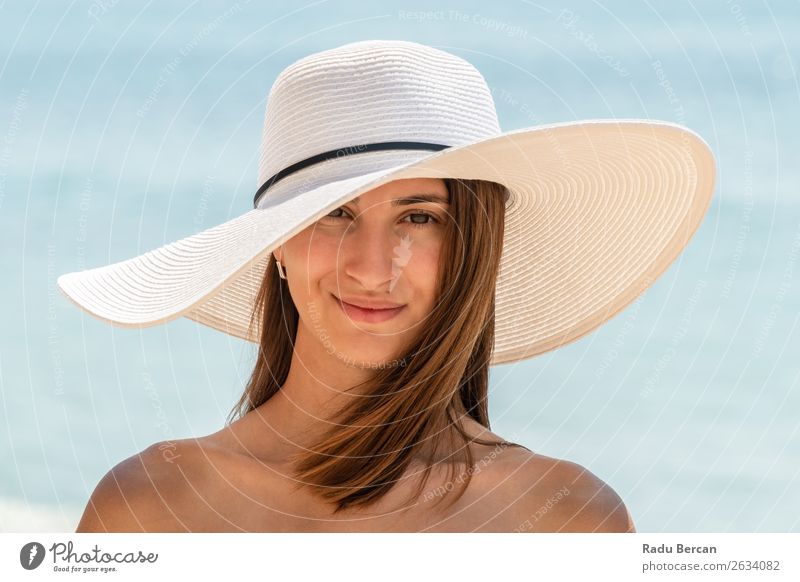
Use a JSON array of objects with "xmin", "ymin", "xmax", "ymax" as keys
[{"xmin": 60, "ymin": 39, "xmax": 715, "ymax": 532}]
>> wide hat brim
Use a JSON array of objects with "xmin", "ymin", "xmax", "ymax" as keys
[{"xmin": 57, "ymin": 119, "xmax": 715, "ymax": 366}]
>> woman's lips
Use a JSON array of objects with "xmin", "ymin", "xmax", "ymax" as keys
[{"xmin": 333, "ymin": 294, "xmax": 406, "ymax": 323}]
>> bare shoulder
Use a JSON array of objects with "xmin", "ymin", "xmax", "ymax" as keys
[
  {"xmin": 75, "ymin": 439, "xmax": 209, "ymax": 532},
  {"xmin": 493, "ymin": 449, "xmax": 636, "ymax": 533}
]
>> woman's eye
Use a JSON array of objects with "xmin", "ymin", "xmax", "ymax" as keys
[
  {"xmin": 320, "ymin": 208, "xmax": 350, "ymax": 222},
  {"xmin": 403, "ymin": 212, "xmax": 439, "ymax": 228}
]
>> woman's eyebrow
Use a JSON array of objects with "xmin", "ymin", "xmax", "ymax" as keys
[
  {"xmin": 392, "ymin": 194, "xmax": 450, "ymax": 206},
  {"xmin": 349, "ymin": 194, "xmax": 450, "ymax": 206}
]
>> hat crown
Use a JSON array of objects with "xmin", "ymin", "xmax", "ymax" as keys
[{"xmin": 256, "ymin": 40, "xmax": 501, "ymax": 204}]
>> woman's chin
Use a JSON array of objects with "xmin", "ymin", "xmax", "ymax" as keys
[{"xmin": 327, "ymin": 348, "xmax": 406, "ymax": 371}]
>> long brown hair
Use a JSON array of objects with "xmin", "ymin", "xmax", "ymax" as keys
[{"xmin": 227, "ymin": 178, "xmax": 528, "ymax": 513}]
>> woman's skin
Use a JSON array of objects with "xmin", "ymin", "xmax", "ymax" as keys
[{"xmin": 75, "ymin": 178, "xmax": 636, "ymax": 533}]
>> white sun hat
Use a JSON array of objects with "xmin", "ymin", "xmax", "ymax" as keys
[{"xmin": 57, "ymin": 39, "xmax": 716, "ymax": 366}]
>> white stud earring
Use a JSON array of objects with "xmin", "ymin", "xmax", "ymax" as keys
[{"xmin": 275, "ymin": 259, "xmax": 287, "ymax": 280}]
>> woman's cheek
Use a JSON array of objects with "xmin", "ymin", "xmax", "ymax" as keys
[
  {"xmin": 405, "ymin": 242, "xmax": 441, "ymax": 286},
  {"xmin": 291, "ymin": 228, "xmax": 333, "ymax": 270}
]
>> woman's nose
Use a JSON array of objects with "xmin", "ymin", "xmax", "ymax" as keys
[{"xmin": 340, "ymin": 217, "xmax": 401, "ymax": 291}]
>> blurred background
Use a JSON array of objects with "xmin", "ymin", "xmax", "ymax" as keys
[{"xmin": 1, "ymin": 0, "xmax": 797, "ymax": 532}]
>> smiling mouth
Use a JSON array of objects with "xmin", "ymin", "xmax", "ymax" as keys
[{"xmin": 332, "ymin": 294, "xmax": 406, "ymax": 323}]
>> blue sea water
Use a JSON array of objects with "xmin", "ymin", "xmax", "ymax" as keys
[{"xmin": 1, "ymin": 1, "xmax": 798, "ymax": 532}]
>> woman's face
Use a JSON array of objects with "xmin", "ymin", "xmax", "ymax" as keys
[{"xmin": 276, "ymin": 178, "xmax": 450, "ymax": 369}]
